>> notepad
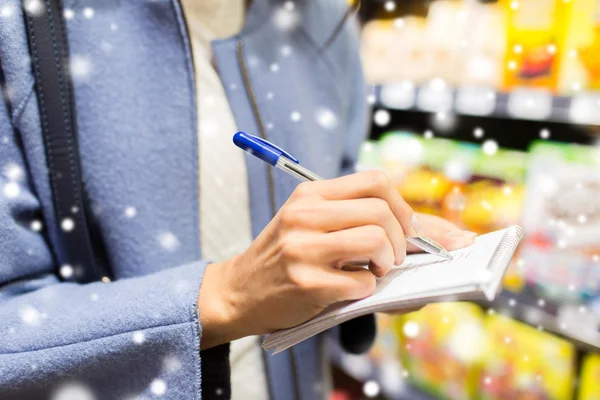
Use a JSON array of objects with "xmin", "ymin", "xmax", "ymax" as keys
[{"xmin": 262, "ymin": 226, "xmax": 523, "ymax": 354}]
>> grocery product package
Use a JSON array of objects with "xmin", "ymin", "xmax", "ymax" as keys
[
  {"xmin": 479, "ymin": 315, "xmax": 576, "ymax": 400},
  {"xmin": 395, "ymin": 303, "xmax": 488, "ymax": 400},
  {"xmin": 520, "ymin": 141, "xmax": 600, "ymax": 302}
]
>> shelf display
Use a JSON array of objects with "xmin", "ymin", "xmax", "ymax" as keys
[
  {"xmin": 336, "ymin": 1, "xmax": 600, "ymax": 399},
  {"xmin": 361, "ymin": 0, "xmax": 600, "ymax": 98},
  {"xmin": 346, "ymin": 132, "xmax": 600, "ymax": 400},
  {"xmin": 479, "ymin": 315, "xmax": 575, "ymax": 400},
  {"xmin": 395, "ymin": 303, "xmax": 487, "ymax": 400},
  {"xmin": 520, "ymin": 141, "xmax": 600, "ymax": 302},
  {"xmin": 579, "ymin": 353, "xmax": 600, "ymax": 400}
]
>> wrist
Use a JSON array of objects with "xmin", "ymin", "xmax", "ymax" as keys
[{"xmin": 198, "ymin": 258, "xmax": 243, "ymax": 349}]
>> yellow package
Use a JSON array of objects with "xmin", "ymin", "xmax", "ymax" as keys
[
  {"xmin": 501, "ymin": 0, "xmax": 571, "ymax": 92},
  {"xmin": 559, "ymin": 0, "xmax": 600, "ymax": 93},
  {"xmin": 579, "ymin": 353, "xmax": 600, "ymax": 400},
  {"xmin": 480, "ymin": 315, "xmax": 575, "ymax": 400},
  {"xmin": 395, "ymin": 303, "xmax": 488, "ymax": 400}
]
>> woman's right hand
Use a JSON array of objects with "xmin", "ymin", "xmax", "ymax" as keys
[{"xmin": 198, "ymin": 170, "xmax": 417, "ymax": 349}]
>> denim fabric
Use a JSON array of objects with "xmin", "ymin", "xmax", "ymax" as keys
[{"xmin": 0, "ymin": 0, "xmax": 370, "ymax": 398}]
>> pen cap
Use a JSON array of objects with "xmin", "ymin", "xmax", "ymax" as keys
[{"xmin": 233, "ymin": 132, "xmax": 299, "ymax": 166}]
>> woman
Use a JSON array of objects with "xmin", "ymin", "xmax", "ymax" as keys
[{"xmin": 0, "ymin": 0, "xmax": 475, "ymax": 399}]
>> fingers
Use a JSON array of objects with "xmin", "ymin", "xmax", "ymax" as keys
[
  {"xmin": 409, "ymin": 213, "xmax": 477, "ymax": 252},
  {"xmin": 314, "ymin": 267, "xmax": 377, "ymax": 303},
  {"xmin": 289, "ymin": 198, "xmax": 406, "ymax": 265},
  {"xmin": 299, "ymin": 171, "xmax": 417, "ymax": 237},
  {"xmin": 318, "ymin": 225, "xmax": 398, "ymax": 277}
]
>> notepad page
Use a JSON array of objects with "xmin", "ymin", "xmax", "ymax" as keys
[
  {"xmin": 263, "ymin": 227, "xmax": 520, "ymax": 353},
  {"xmin": 282, "ymin": 229, "xmax": 507, "ymax": 329}
]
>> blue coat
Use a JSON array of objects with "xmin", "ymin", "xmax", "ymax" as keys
[{"xmin": 0, "ymin": 0, "xmax": 371, "ymax": 398}]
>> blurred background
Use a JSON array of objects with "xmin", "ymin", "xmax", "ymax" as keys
[{"xmin": 330, "ymin": 0, "xmax": 600, "ymax": 399}]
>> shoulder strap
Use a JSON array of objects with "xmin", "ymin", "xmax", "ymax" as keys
[{"xmin": 23, "ymin": 0, "xmax": 105, "ymax": 283}]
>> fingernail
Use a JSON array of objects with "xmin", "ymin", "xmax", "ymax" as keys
[
  {"xmin": 446, "ymin": 230, "xmax": 478, "ymax": 240},
  {"xmin": 412, "ymin": 213, "xmax": 421, "ymax": 234}
]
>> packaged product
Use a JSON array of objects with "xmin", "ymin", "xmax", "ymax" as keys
[
  {"xmin": 480, "ymin": 315, "xmax": 575, "ymax": 400},
  {"xmin": 395, "ymin": 303, "xmax": 487, "ymax": 400},
  {"xmin": 500, "ymin": 0, "xmax": 571, "ymax": 92},
  {"xmin": 520, "ymin": 141, "xmax": 600, "ymax": 301},
  {"xmin": 579, "ymin": 353, "xmax": 600, "ymax": 400},
  {"xmin": 558, "ymin": 0, "xmax": 600, "ymax": 93}
]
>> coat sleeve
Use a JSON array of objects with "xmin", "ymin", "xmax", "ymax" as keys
[{"xmin": 0, "ymin": 91, "xmax": 212, "ymax": 399}]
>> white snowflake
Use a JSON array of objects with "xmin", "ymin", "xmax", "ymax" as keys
[
  {"xmin": 60, "ymin": 265, "xmax": 74, "ymax": 279},
  {"xmin": 163, "ymin": 355, "xmax": 182, "ymax": 373},
  {"xmin": 366, "ymin": 94, "xmax": 376, "ymax": 105},
  {"xmin": 61, "ymin": 218, "xmax": 75, "ymax": 232},
  {"xmin": 150, "ymin": 379, "xmax": 166, "ymax": 396},
  {"xmin": 482, "ymin": 140, "xmax": 498, "ymax": 156},
  {"xmin": 3, "ymin": 181, "xmax": 20, "ymax": 199},
  {"xmin": 158, "ymin": 232, "xmax": 180, "ymax": 252},
  {"xmin": 200, "ymin": 118, "xmax": 219, "ymax": 137},
  {"xmin": 402, "ymin": 321, "xmax": 419, "ymax": 338},
  {"xmin": 20, "ymin": 306, "xmax": 41, "ymax": 325},
  {"xmin": 90, "ymin": 293, "xmax": 99, "ymax": 302},
  {"xmin": 24, "ymin": 0, "xmax": 44, "ymax": 16},
  {"xmin": 537, "ymin": 298, "xmax": 546, "ymax": 307},
  {"xmin": 283, "ymin": 1, "xmax": 294, "ymax": 11},
  {"xmin": 266, "ymin": 122, "xmax": 274, "ymax": 130},
  {"xmin": 3, "ymin": 163, "xmax": 24, "ymax": 181},
  {"xmin": 384, "ymin": 1, "xmax": 396, "ymax": 12},
  {"xmin": 473, "ymin": 127, "xmax": 484, "ymax": 138},
  {"xmin": 0, "ymin": 5, "xmax": 14, "ymax": 18},
  {"xmin": 373, "ymin": 109, "xmax": 390, "ymax": 127},
  {"xmin": 272, "ymin": 6, "xmax": 299, "ymax": 32},
  {"xmin": 270, "ymin": 63, "xmax": 280, "ymax": 73},
  {"xmin": 124, "ymin": 206, "xmax": 137, "ymax": 218},
  {"xmin": 315, "ymin": 108, "xmax": 337, "ymax": 130},
  {"xmin": 540, "ymin": 128, "xmax": 551, "ymax": 139},
  {"xmin": 266, "ymin": 92, "xmax": 274, "ymax": 100},
  {"xmin": 51, "ymin": 382, "xmax": 96, "ymax": 400},
  {"xmin": 280, "ymin": 46, "xmax": 292, "ymax": 57},
  {"xmin": 290, "ymin": 111, "xmax": 301, "ymax": 122},
  {"xmin": 83, "ymin": 7, "xmax": 94, "ymax": 19},
  {"xmin": 30, "ymin": 220, "xmax": 43, "ymax": 232},
  {"xmin": 363, "ymin": 380, "xmax": 380, "ymax": 398},
  {"xmin": 110, "ymin": 23, "xmax": 118, "ymax": 32},
  {"xmin": 100, "ymin": 41, "xmax": 112, "ymax": 54},
  {"xmin": 63, "ymin": 8, "xmax": 74, "ymax": 20},
  {"xmin": 229, "ymin": 83, "xmax": 237, "ymax": 91},
  {"xmin": 71, "ymin": 206, "xmax": 79, "ymax": 214},
  {"xmin": 1, "ymin": 136, "xmax": 8, "ymax": 144},
  {"xmin": 132, "ymin": 331, "xmax": 145, "ymax": 344},
  {"xmin": 424, "ymin": 130, "xmax": 434, "ymax": 139},
  {"xmin": 70, "ymin": 55, "xmax": 92, "ymax": 81}
]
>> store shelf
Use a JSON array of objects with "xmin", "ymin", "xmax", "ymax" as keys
[
  {"xmin": 374, "ymin": 83, "xmax": 600, "ymax": 129},
  {"xmin": 330, "ymin": 341, "xmax": 435, "ymax": 400},
  {"xmin": 478, "ymin": 289, "xmax": 600, "ymax": 353}
]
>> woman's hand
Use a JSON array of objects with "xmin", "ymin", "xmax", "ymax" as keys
[
  {"xmin": 409, "ymin": 212, "xmax": 476, "ymax": 253},
  {"xmin": 382, "ymin": 213, "xmax": 476, "ymax": 316},
  {"xmin": 197, "ymin": 171, "xmax": 476, "ymax": 349}
]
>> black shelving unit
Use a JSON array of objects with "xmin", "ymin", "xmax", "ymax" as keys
[{"xmin": 371, "ymin": 84, "xmax": 599, "ymax": 150}]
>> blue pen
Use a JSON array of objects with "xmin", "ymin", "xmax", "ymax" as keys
[{"xmin": 233, "ymin": 132, "xmax": 453, "ymax": 260}]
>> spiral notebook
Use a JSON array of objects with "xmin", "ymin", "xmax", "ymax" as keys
[{"xmin": 262, "ymin": 225, "xmax": 523, "ymax": 354}]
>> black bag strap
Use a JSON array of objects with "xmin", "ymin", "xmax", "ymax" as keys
[{"xmin": 23, "ymin": 0, "xmax": 104, "ymax": 283}]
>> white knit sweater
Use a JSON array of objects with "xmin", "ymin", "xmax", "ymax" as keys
[{"xmin": 179, "ymin": 1, "xmax": 269, "ymax": 399}]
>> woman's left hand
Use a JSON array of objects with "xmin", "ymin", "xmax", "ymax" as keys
[{"xmin": 382, "ymin": 212, "xmax": 477, "ymax": 316}]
